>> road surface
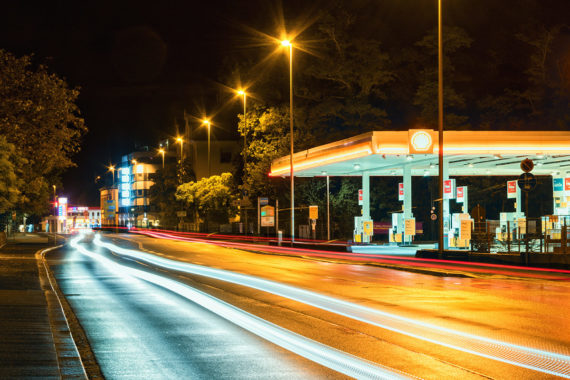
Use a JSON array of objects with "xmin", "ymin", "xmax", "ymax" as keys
[{"xmin": 48, "ymin": 232, "xmax": 570, "ymax": 379}]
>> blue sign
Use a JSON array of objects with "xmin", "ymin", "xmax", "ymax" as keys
[{"xmin": 553, "ymin": 177, "xmax": 564, "ymax": 192}]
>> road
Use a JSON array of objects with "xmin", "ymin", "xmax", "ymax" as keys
[{"xmin": 48, "ymin": 232, "xmax": 570, "ymax": 379}]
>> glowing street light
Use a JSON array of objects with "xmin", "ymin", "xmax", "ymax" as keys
[
  {"xmin": 108, "ymin": 165, "xmax": 116, "ymax": 186},
  {"xmin": 280, "ymin": 38, "xmax": 295, "ymax": 242},
  {"xmin": 176, "ymin": 137, "xmax": 184, "ymax": 162},
  {"xmin": 237, "ymin": 89, "xmax": 248, "ymax": 169},
  {"xmin": 158, "ymin": 148, "xmax": 165, "ymax": 169},
  {"xmin": 202, "ymin": 119, "xmax": 211, "ymax": 177}
]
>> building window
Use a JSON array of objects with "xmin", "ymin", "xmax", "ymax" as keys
[{"xmin": 220, "ymin": 151, "xmax": 232, "ymax": 163}]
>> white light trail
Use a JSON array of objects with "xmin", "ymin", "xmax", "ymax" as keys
[
  {"xmin": 93, "ymin": 234, "xmax": 570, "ymax": 378},
  {"xmin": 70, "ymin": 235, "xmax": 409, "ymax": 380}
]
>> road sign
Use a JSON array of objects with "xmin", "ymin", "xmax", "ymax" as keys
[
  {"xmin": 430, "ymin": 213, "xmax": 437, "ymax": 221},
  {"xmin": 517, "ymin": 172, "xmax": 537, "ymax": 192},
  {"xmin": 309, "ymin": 205, "xmax": 318, "ymax": 219},
  {"xmin": 520, "ymin": 158, "xmax": 534, "ymax": 173},
  {"xmin": 259, "ymin": 197, "xmax": 268, "ymax": 206}
]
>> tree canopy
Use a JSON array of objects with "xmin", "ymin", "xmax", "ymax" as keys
[{"xmin": 0, "ymin": 49, "xmax": 86, "ymax": 215}]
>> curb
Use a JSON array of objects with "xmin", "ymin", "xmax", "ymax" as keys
[{"xmin": 37, "ymin": 245, "xmax": 104, "ymax": 379}]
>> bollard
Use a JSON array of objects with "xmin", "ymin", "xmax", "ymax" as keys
[{"xmin": 278, "ymin": 230, "xmax": 282, "ymax": 246}]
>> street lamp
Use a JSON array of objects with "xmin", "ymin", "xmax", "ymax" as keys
[
  {"xmin": 237, "ymin": 89, "xmax": 247, "ymax": 169},
  {"xmin": 176, "ymin": 137, "xmax": 184, "ymax": 162},
  {"xmin": 437, "ymin": 0, "xmax": 444, "ymax": 257},
  {"xmin": 158, "ymin": 148, "xmax": 165, "ymax": 169},
  {"xmin": 108, "ymin": 165, "xmax": 115, "ymax": 186},
  {"xmin": 202, "ymin": 119, "xmax": 211, "ymax": 177},
  {"xmin": 281, "ymin": 38, "xmax": 295, "ymax": 242}
]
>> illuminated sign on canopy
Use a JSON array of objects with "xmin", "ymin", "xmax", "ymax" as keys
[{"xmin": 408, "ymin": 130, "xmax": 434, "ymax": 154}]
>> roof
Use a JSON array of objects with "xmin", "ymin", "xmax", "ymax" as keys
[{"xmin": 270, "ymin": 130, "xmax": 570, "ymax": 177}]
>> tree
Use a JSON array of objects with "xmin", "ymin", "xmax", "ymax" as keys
[
  {"xmin": 149, "ymin": 161, "xmax": 183, "ymax": 228},
  {"xmin": 0, "ymin": 137, "xmax": 21, "ymax": 214},
  {"xmin": 0, "ymin": 49, "xmax": 86, "ymax": 215},
  {"xmin": 175, "ymin": 173, "xmax": 238, "ymax": 229}
]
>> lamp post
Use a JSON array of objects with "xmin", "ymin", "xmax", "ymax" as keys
[
  {"xmin": 281, "ymin": 39, "xmax": 295, "ymax": 243},
  {"xmin": 237, "ymin": 89, "xmax": 248, "ymax": 234},
  {"xmin": 237, "ymin": 90, "xmax": 247, "ymax": 169},
  {"xmin": 158, "ymin": 148, "xmax": 165, "ymax": 169},
  {"xmin": 202, "ymin": 119, "xmax": 211, "ymax": 177},
  {"xmin": 437, "ymin": 0, "xmax": 444, "ymax": 257},
  {"xmin": 108, "ymin": 165, "xmax": 115, "ymax": 186},
  {"xmin": 176, "ymin": 137, "xmax": 183, "ymax": 162}
]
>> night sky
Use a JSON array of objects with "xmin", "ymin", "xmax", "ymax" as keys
[{"xmin": 1, "ymin": 0, "xmax": 569, "ymax": 205}]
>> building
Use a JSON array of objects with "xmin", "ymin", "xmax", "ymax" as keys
[
  {"xmin": 100, "ymin": 186, "xmax": 119, "ymax": 226},
  {"xmin": 117, "ymin": 150, "xmax": 160, "ymax": 228},
  {"xmin": 42, "ymin": 197, "xmax": 101, "ymax": 233}
]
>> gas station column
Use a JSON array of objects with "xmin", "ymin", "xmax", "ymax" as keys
[
  {"xmin": 403, "ymin": 165, "xmax": 412, "ymax": 219},
  {"xmin": 362, "ymin": 172, "xmax": 370, "ymax": 220}
]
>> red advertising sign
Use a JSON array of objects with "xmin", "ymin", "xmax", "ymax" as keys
[
  {"xmin": 443, "ymin": 179, "xmax": 456, "ymax": 199},
  {"xmin": 456, "ymin": 186, "xmax": 464, "ymax": 203},
  {"xmin": 358, "ymin": 189, "xmax": 363, "ymax": 205},
  {"xmin": 565, "ymin": 178, "xmax": 570, "ymax": 192},
  {"xmin": 398, "ymin": 183, "xmax": 404, "ymax": 201},
  {"xmin": 507, "ymin": 180, "xmax": 517, "ymax": 199}
]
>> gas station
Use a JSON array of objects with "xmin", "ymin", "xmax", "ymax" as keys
[{"xmin": 270, "ymin": 130, "xmax": 570, "ymax": 252}]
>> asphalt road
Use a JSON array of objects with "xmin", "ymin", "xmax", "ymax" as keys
[
  {"xmin": 47, "ymin": 239, "xmax": 346, "ymax": 379},
  {"xmin": 49, "ymin": 232, "xmax": 570, "ymax": 379}
]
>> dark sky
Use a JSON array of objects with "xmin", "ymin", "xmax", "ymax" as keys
[{"xmin": 1, "ymin": 0, "xmax": 568, "ymax": 206}]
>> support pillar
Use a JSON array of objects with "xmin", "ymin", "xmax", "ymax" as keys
[
  {"xmin": 403, "ymin": 165, "xmax": 412, "ymax": 219},
  {"xmin": 362, "ymin": 172, "xmax": 370, "ymax": 220},
  {"xmin": 516, "ymin": 185, "xmax": 522, "ymax": 218},
  {"xmin": 443, "ymin": 159, "xmax": 450, "ymax": 249}
]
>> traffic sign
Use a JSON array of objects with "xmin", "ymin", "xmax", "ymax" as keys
[
  {"xmin": 259, "ymin": 197, "xmax": 269, "ymax": 206},
  {"xmin": 520, "ymin": 158, "xmax": 534, "ymax": 173},
  {"xmin": 517, "ymin": 172, "xmax": 537, "ymax": 192},
  {"xmin": 430, "ymin": 213, "xmax": 437, "ymax": 221}
]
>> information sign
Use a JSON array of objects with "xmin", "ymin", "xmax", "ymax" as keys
[
  {"xmin": 363, "ymin": 221, "xmax": 373, "ymax": 235},
  {"xmin": 460, "ymin": 219, "xmax": 472, "ymax": 240},
  {"xmin": 309, "ymin": 205, "xmax": 318, "ymax": 220},
  {"xmin": 261, "ymin": 205, "xmax": 275, "ymax": 227},
  {"xmin": 404, "ymin": 218, "xmax": 416, "ymax": 236}
]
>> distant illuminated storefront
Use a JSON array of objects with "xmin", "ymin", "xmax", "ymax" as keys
[{"xmin": 43, "ymin": 199, "xmax": 100, "ymax": 233}]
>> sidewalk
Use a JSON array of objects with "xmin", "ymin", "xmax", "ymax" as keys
[{"xmin": 0, "ymin": 234, "xmax": 85, "ymax": 379}]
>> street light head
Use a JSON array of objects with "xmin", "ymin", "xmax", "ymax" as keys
[
  {"xmin": 176, "ymin": 137, "xmax": 183, "ymax": 143},
  {"xmin": 237, "ymin": 89, "xmax": 245, "ymax": 96},
  {"xmin": 281, "ymin": 39, "xmax": 291, "ymax": 47},
  {"xmin": 108, "ymin": 165, "xmax": 115, "ymax": 171},
  {"xmin": 202, "ymin": 119, "xmax": 210, "ymax": 126},
  {"xmin": 158, "ymin": 148, "xmax": 165, "ymax": 154},
  {"xmin": 131, "ymin": 159, "xmax": 137, "ymax": 165}
]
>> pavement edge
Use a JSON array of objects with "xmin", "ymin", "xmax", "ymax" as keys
[{"xmin": 37, "ymin": 245, "xmax": 105, "ymax": 379}]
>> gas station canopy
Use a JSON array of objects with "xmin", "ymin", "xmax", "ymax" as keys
[{"xmin": 270, "ymin": 130, "xmax": 570, "ymax": 177}]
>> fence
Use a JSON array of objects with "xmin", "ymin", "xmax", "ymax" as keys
[{"xmin": 472, "ymin": 217, "xmax": 570, "ymax": 254}]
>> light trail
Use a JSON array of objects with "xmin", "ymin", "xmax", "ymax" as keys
[
  {"xmin": 70, "ymin": 234, "xmax": 409, "ymax": 380},
  {"xmin": 94, "ymin": 233, "xmax": 570, "ymax": 378},
  {"xmin": 134, "ymin": 229, "xmax": 570, "ymax": 280}
]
